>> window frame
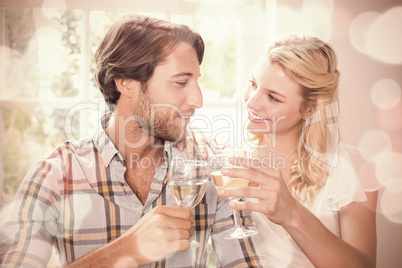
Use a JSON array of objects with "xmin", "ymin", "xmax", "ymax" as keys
[{"xmin": 0, "ymin": 0, "xmax": 275, "ymax": 204}]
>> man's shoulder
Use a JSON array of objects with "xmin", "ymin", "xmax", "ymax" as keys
[
  {"xmin": 20, "ymin": 138, "xmax": 98, "ymax": 191},
  {"xmin": 46, "ymin": 138, "xmax": 96, "ymax": 159},
  {"xmin": 26, "ymin": 138, "xmax": 97, "ymax": 179}
]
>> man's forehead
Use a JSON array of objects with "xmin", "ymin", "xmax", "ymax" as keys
[{"xmin": 153, "ymin": 43, "xmax": 200, "ymax": 76}]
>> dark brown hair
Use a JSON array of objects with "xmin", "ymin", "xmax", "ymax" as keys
[{"xmin": 94, "ymin": 14, "xmax": 205, "ymax": 110}]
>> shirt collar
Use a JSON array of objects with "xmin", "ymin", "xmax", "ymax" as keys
[
  {"xmin": 93, "ymin": 112, "xmax": 172, "ymax": 168},
  {"xmin": 92, "ymin": 112, "xmax": 123, "ymax": 167}
]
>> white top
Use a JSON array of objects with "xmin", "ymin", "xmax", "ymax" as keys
[{"xmin": 252, "ymin": 144, "xmax": 392, "ymax": 267}]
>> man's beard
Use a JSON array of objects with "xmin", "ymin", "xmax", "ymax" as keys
[{"xmin": 132, "ymin": 83, "xmax": 188, "ymax": 143}]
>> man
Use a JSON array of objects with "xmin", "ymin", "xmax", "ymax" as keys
[{"xmin": 0, "ymin": 14, "xmax": 268, "ymax": 267}]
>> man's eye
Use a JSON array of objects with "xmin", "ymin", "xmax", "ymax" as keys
[{"xmin": 175, "ymin": 81, "xmax": 187, "ymax": 87}]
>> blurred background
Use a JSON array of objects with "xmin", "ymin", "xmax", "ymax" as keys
[{"xmin": 0, "ymin": 0, "xmax": 401, "ymax": 267}]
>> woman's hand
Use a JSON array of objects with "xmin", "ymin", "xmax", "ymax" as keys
[
  {"xmin": 217, "ymin": 157, "xmax": 378, "ymax": 268},
  {"xmin": 177, "ymin": 125, "xmax": 224, "ymax": 160},
  {"xmin": 216, "ymin": 156, "xmax": 300, "ymax": 227}
]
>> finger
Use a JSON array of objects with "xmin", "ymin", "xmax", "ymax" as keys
[
  {"xmin": 165, "ymin": 228, "xmax": 192, "ymax": 241},
  {"xmin": 177, "ymin": 142, "xmax": 185, "ymax": 152},
  {"xmin": 156, "ymin": 206, "xmax": 195, "ymax": 223},
  {"xmin": 164, "ymin": 217, "xmax": 195, "ymax": 233},
  {"xmin": 196, "ymin": 147, "xmax": 209, "ymax": 160},
  {"xmin": 155, "ymin": 238, "xmax": 191, "ymax": 257},
  {"xmin": 221, "ymin": 166, "xmax": 273, "ymax": 186},
  {"xmin": 191, "ymin": 132, "xmax": 209, "ymax": 160},
  {"xmin": 190, "ymin": 128, "xmax": 214, "ymax": 159},
  {"xmin": 209, "ymin": 139, "xmax": 224, "ymax": 154},
  {"xmin": 191, "ymin": 127, "xmax": 209, "ymax": 146},
  {"xmin": 168, "ymin": 239, "xmax": 191, "ymax": 253},
  {"xmin": 229, "ymin": 199, "xmax": 272, "ymax": 214},
  {"xmin": 227, "ymin": 157, "xmax": 282, "ymax": 181},
  {"xmin": 216, "ymin": 185, "xmax": 269, "ymax": 200},
  {"xmin": 185, "ymin": 135, "xmax": 195, "ymax": 160}
]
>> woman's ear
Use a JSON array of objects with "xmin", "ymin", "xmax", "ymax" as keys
[
  {"xmin": 114, "ymin": 78, "xmax": 140, "ymax": 98},
  {"xmin": 303, "ymin": 106, "xmax": 313, "ymax": 120}
]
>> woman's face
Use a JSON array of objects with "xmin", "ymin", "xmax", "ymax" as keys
[{"xmin": 244, "ymin": 57, "xmax": 306, "ymax": 139}]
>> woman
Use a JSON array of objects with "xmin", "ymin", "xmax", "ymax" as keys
[{"xmin": 186, "ymin": 34, "xmax": 387, "ymax": 267}]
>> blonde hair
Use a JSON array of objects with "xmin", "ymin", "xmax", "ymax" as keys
[{"xmin": 267, "ymin": 34, "xmax": 340, "ymax": 201}]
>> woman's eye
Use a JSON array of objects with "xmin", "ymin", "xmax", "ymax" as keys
[
  {"xmin": 248, "ymin": 80, "xmax": 257, "ymax": 88},
  {"xmin": 268, "ymin": 94, "xmax": 280, "ymax": 103}
]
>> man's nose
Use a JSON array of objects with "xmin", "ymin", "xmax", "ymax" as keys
[{"xmin": 187, "ymin": 83, "xmax": 203, "ymax": 109}]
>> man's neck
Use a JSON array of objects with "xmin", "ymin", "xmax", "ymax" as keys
[
  {"xmin": 105, "ymin": 113, "xmax": 165, "ymax": 164},
  {"xmin": 105, "ymin": 112, "xmax": 166, "ymax": 204}
]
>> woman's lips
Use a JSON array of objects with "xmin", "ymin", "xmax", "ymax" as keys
[{"xmin": 248, "ymin": 110, "xmax": 268, "ymax": 123}]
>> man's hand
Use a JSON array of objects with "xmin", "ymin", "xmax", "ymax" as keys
[
  {"xmin": 65, "ymin": 206, "xmax": 194, "ymax": 268},
  {"xmin": 124, "ymin": 206, "xmax": 195, "ymax": 265}
]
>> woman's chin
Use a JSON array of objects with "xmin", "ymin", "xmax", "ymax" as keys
[{"xmin": 246, "ymin": 124, "xmax": 270, "ymax": 135}]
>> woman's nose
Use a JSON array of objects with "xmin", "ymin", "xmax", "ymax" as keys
[{"xmin": 246, "ymin": 88, "xmax": 263, "ymax": 111}]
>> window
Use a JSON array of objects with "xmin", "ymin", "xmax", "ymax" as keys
[
  {"xmin": 0, "ymin": 0, "xmax": 273, "ymax": 201},
  {"xmin": 0, "ymin": 0, "xmax": 271, "ymax": 266}
]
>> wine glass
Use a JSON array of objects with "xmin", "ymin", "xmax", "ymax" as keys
[
  {"xmin": 168, "ymin": 158, "xmax": 209, "ymax": 248},
  {"xmin": 209, "ymin": 150, "xmax": 257, "ymax": 239}
]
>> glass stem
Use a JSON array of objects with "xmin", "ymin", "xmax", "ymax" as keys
[{"xmin": 233, "ymin": 208, "xmax": 242, "ymax": 229}]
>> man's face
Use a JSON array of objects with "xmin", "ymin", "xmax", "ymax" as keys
[{"xmin": 134, "ymin": 42, "xmax": 203, "ymax": 143}]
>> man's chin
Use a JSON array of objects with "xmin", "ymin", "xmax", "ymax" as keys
[
  {"xmin": 169, "ymin": 131, "xmax": 187, "ymax": 145},
  {"xmin": 154, "ymin": 129, "xmax": 186, "ymax": 145}
]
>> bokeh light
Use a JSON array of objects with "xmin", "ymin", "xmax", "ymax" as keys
[
  {"xmin": 71, "ymin": 194, "xmax": 93, "ymax": 230},
  {"xmin": 376, "ymin": 150, "xmax": 402, "ymax": 181},
  {"xmin": 358, "ymin": 129, "xmax": 392, "ymax": 160},
  {"xmin": 34, "ymin": 27, "xmax": 63, "ymax": 74},
  {"xmin": 241, "ymin": 5, "xmax": 265, "ymax": 39},
  {"xmin": 349, "ymin": 11, "xmax": 380, "ymax": 54},
  {"xmin": 113, "ymin": 257, "xmax": 137, "ymax": 267},
  {"xmin": 349, "ymin": 7, "xmax": 402, "ymax": 64},
  {"xmin": 366, "ymin": 7, "xmax": 402, "ymax": 64},
  {"xmin": 41, "ymin": 0, "xmax": 66, "ymax": 19},
  {"xmin": 376, "ymin": 102, "xmax": 402, "ymax": 143},
  {"xmin": 371, "ymin": 79, "xmax": 401, "ymax": 110},
  {"xmin": 380, "ymin": 178, "xmax": 402, "ymax": 224},
  {"xmin": 276, "ymin": 0, "xmax": 334, "ymax": 41}
]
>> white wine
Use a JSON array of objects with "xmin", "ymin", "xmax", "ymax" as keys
[
  {"xmin": 169, "ymin": 180, "xmax": 208, "ymax": 208},
  {"xmin": 211, "ymin": 171, "xmax": 249, "ymax": 189}
]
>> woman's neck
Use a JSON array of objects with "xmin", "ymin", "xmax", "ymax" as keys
[{"xmin": 254, "ymin": 133, "xmax": 299, "ymax": 172}]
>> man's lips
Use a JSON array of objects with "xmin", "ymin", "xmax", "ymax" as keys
[{"xmin": 179, "ymin": 114, "xmax": 193, "ymax": 125}]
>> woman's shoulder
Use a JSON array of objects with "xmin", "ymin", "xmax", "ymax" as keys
[
  {"xmin": 334, "ymin": 144, "xmax": 392, "ymax": 191},
  {"xmin": 318, "ymin": 143, "xmax": 392, "ymax": 211}
]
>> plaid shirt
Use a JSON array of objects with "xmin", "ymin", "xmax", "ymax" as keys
[{"xmin": 0, "ymin": 113, "xmax": 268, "ymax": 267}]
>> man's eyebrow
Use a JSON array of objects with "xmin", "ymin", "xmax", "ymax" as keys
[{"xmin": 171, "ymin": 72, "xmax": 193, "ymax": 78}]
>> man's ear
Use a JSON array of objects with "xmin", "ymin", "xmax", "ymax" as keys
[{"xmin": 114, "ymin": 78, "xmax": 140, "ymax": 98}]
